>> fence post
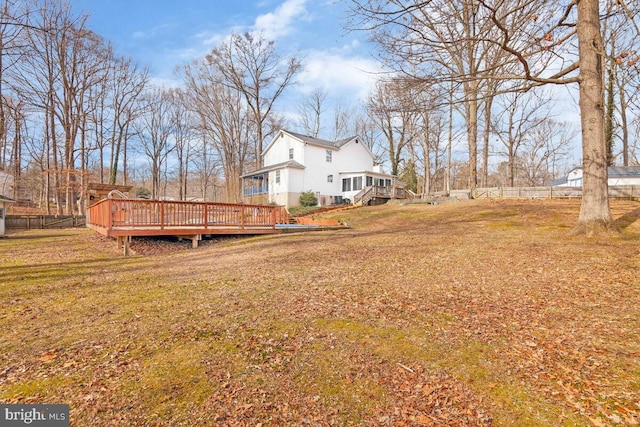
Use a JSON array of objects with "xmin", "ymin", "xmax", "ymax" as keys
[
  {"xmin": 271, "ymin": 207, "xmax": 276, "ymax": 229},
  {"xmin": 160, "ymin": 201, "xmax": 165, "ymax": 230}
]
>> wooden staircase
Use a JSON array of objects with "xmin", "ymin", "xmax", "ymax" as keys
[{"xmin": 353, "ymin": 185, "xmax": 412, "ymax": 206}]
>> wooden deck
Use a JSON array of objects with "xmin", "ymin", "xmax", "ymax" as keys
[{"xmin": 87, "ymin": 198, "xmax": 290, "ymax": 246}]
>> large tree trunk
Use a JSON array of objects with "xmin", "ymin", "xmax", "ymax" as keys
[{"xmin": 574, "ymin": 0, "xmax": 613, "ymax": 236}]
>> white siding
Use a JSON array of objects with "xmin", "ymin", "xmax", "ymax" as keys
[
  {"xmin": 259, "ymin": 131, "xmax": 391, "ymax": 207},
  {"xmin": 335, "ymin": 139, "xmax": 374, "ymax": 172},
  {"xmin": 263, "ymin": 132, "xmax": 305, "ymax": 166},
  {"xmin": 302, "ymin": 144, "xmax": 341, "ymax": 196},
  {"xmin": 564, "ymin": 168, "xmax": 640, "ymax": 187},
  {"xmin": 609, "ymin": 177, "xmax": 640, "ymax": 186}
]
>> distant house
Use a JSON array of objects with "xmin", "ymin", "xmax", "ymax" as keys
[
  {"xmin": 0, "ymin": 194, "xmax": 15, "ymax": 236},
  {"xmin": 549, "ymin": 166, "xmax": 640, "ymax": 187},
  {"xmin": 242, "ymin": 130, "xmax": 397, "ymax": 208},
  {"xmin": 0, "ymin": 170, "xmax": 13, "ymax": 198}
]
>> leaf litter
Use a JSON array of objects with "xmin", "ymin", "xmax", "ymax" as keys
[{"xmin": 1, "ymin": 199, "xmax": 639, "ymax": 426}]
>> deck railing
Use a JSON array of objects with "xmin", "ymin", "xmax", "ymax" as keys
[
  {"xmin": 87, "ymin": 198, "xmax": 290, "ymax": 232},
  {"xmin": 353, "ymin": 185, "xmax": 411, "ymax": 206}
]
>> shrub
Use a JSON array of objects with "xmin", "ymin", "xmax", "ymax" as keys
[
  {"xmin": 136, "ymin": 187, "xmax": 151, "ymax": 199},
  {"xmin": 299, "ymin": 190, "xmax": 318, "ymax": 207}
]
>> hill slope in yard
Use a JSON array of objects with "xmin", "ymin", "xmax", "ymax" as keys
[{"xmin": 1, "ymin": 199, "xmax": 639, "ymax": 426}]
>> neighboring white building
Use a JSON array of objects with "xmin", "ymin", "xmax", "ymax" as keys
[
  {"xmin": 0, "ymin": 195, "xmax": 15, "ymax": 236},
  {"xmin": 0, "ymin": 170, "xmax": 13, "ymax": 198},
  {"xmin": 549, "ymin": 166, "xmax": 640, "ymax": 187},
  {"xmin": 242, "ymin": 130, "xmax": 397, "ymax": 207}
]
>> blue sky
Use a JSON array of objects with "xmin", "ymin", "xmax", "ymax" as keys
[{"xmin": 75, "ymin": 0, "xmax": 380, "ymax": 112}]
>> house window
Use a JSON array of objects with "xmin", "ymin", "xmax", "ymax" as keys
[
  {"xmin": 289, "ymin": 148, "xmax": 294, "ymax": 160},
  {"xmin": 327, "ymin": 174, "xmax": 333, "ymax": 183},
  {"xmin": 366, "ymin": 176, "xmax": 373, "ymax": 186},
  {"xmin": 342, "ymin": 178, "xmax": 351, "ymax": 192},
  {"xmin": 275, "ymin": 170, "xmax": 280, "ymax": 184},
  {"xmin": 326, "ymin": 150, "xmax": 332, "ymax": 163},
  {"xmin": 352, "ymin": 176, "xmax": 362, "ymax": 191}
]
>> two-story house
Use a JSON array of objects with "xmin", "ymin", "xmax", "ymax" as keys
[{"xmin": 242, "ymin": 129, "xmax": 397, "ymax": 207}]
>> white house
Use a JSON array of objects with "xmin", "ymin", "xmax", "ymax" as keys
[
  {"xmin": 0, "ymin": 170, "xmax": 13, "ymax": 198},
  {"xmin": 549, "ymin": 166, "xmax": 640, "ymax": 187},
  {"xmin": 0, "ymin": 194, "xmax": 15, "ymax": 237},
  {"xmin": 242, "ymin": 130, "xmax": 397, "ymax": 207}
]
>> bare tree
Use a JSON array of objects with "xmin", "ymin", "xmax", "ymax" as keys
[
  {"xmin": 297, "ymin": 88, "xmax": 327, "ymax": 138},
  {"xmin": 602, "ymin": 1, "xmax": 640, "ymax": 167},
  {"xmin": 351, "ymin": 0, "xmax": 634, "ymax": 234},
  {"xmin": 492, "ymin": 88, "xmax": 552, "ymax": 187},
  {"xmin": 133, "ymin": 88, "xmax": 176, "ymax": 200},
  {"xmin": 181, "ymin": 60, "xmax": 253, "ymax": 202},
  {"xmin": 0, "ymin": 0, "xmax": 29, "ymax": 175},
  {"xmin": 170, "ymin": 89, "xmax": 196, "ymax": 201},
  {"xmin": 366, "ymin": 79, "xmax": 419, "ymax": 176},
  {"xmin": 521, "ymin": 119, "xmax": 577, "ymax": 186},
  {"xmin": 350, "ymin": 0, "xmax": 520, "ymax": 192},
  {"xmin": 206, "ymin": 32, "xmax": 301, "ymax": 168},
  {"xmin": 105, "ymin": 56, "xmax": 148, "ymax": 185}
]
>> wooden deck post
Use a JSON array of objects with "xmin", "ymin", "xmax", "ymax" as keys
[{"xmin": 160, "ymin": 201, "xmax": 165, "ymax": 230}]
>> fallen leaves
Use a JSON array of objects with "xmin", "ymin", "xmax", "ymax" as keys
[{"xmin": 1, "ymin": 199, "xmax": 640, "ymax": 425}]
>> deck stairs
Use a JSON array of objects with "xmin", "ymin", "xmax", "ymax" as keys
[{"xmin": 353, "ymin": 185, "xmax": 413, "ymax": 206}]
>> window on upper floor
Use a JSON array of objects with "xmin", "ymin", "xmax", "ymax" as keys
[
  {"xmin": 289, "ymin": 148, "xmax": 294, "ymax": 160},
  {"xmin": 326, "ymin": 150, "xmax": 332, "ymax": 163},
  {"xmin": 327, "ymin": 174, "xmax": 333, "ymax": 183}
]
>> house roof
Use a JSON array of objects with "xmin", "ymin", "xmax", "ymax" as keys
[
  {"xmin": 282, "ymin": 130, "xmax": 356, "ymax": 149},
  {"xmin": 547, "ymin": 177, "xmax": 568, "ymax": 186},
  {"xmin": 609, "ymin": 166, "xmax": 640, "ymax": 177},
  {"xmin": 340, "ymin": 170, "xmax": 396, "ymax": 179},
  {"xmin": 241, "ymin": 160, "xmax": 305, "ymax": 178},
  {"xmin": 263, "ymin": 129, "xmax": 361, "ymax": 155},
  {"xmin": 548, "ymin": 165, "xmax": 640, "ymax": 186},
  {"xmin": 0, "ymin": 194, "xmax": 16, "ymax": 203}
]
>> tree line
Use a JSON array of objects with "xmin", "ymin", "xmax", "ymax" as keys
[{"xmin": 1, "ymin": 0, "xmax": 638, "ymax": 233}]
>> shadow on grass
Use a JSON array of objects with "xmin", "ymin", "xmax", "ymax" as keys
[
  {"xmin": 0, "ymin": 256, "xmax": 157, "ymax": 290},
  {"xmin": 3, "ymin": 231, "xmax": 78, "ymax": 239},
  {"xmin": 614, "ymin": 207, "xmax": 640, "ymax": 230}
]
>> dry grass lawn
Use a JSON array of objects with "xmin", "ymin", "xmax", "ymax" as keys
[{"xmin": 1, "ymin": 199, "xmax": 639, "ymax": 426}]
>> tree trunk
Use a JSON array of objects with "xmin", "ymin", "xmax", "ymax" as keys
[
  {"xmin": 574, "ymin": 0, "xmax": 613, "ymax": 236},
  {"xmin": 481, "ymin": 94, "xmax": 493, "ymax": 187},
  {"xmin": 466, "ymin": 89, "xmax": 478, "ymax": 193}
]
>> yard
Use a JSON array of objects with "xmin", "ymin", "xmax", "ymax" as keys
[{"xmin": 1, "ymin": 199, "xmax": 639, "ymax": 426}]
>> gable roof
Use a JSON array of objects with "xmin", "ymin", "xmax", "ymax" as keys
[
  {"xmin": 283, "ymin": 130, "xmax": 355, "ymax": 149},
  {"xmin": 263, "ymin": 129, "xmax": 360, "ymax": 154}
]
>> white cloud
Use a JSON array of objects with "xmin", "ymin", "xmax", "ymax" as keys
[
  {"xmin": 253, "ymin": 0, "xmax": 310, "ymax": 40},
  {"xmin": 298, "ymin": 50, "xmax": 382, "ymax": 102}
]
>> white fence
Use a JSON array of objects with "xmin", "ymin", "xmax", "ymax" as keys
[{"xmin": 446, "ymin": 185, "xmax": 640, "ymax": 200}]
